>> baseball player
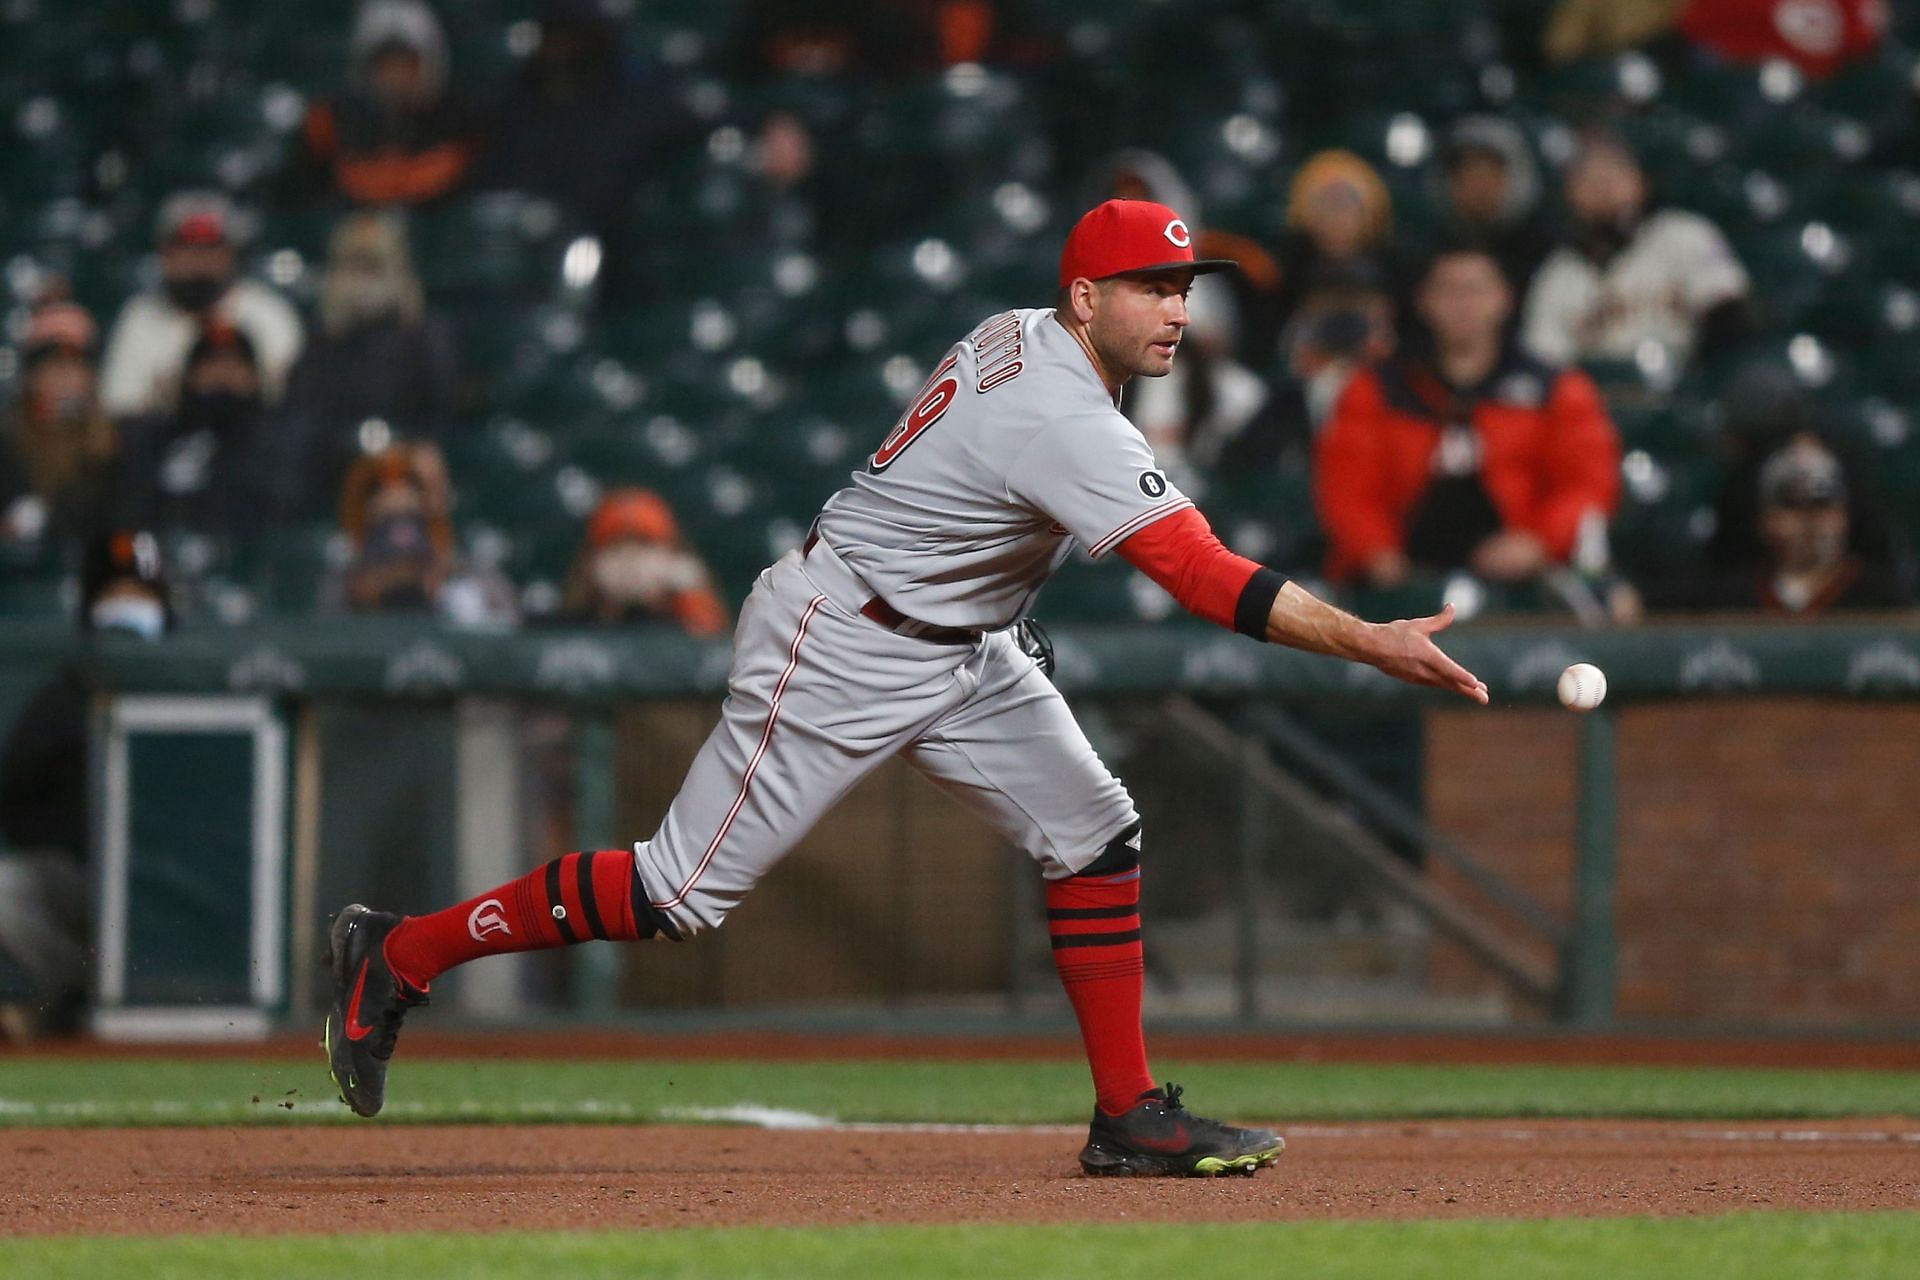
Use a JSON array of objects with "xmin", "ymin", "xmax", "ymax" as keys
[{"xmin": 325, "ymin": 199, "xmax": 1488, "ymax": 1176}]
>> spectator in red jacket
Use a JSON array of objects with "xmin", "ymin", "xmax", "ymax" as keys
[{"xmin": 1316, "ymin": 244, "xmax": 1621, "ymax": 587}]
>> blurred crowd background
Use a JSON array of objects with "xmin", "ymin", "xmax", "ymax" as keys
[{"xmin": 5, "ymin": 0, "xmax": 1920, "ymax": 646}]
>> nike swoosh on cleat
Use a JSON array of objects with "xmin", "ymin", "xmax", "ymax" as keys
[
  {"xmin": 343, "ymin": 960, "xmax": 375, "ymax": 1042},
  {"xmin": 1126, "ymin": 1123, "xmax": 1192, "ymax": 1153}
]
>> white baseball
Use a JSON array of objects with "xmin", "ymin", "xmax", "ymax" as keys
[{"xmin": 1556, "ymin": 663, "xmax": 1607, "ymax": 712}]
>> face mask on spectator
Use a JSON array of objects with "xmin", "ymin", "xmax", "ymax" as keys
[
  {"xmin": 164, "ymin": 274, "xmax": 227, "ymax": 313},
  {"xmin": 1798, "ymin": 514, "xmax": 1847, "ymax": 567},
  {"xmin": 592, "ymin": 543, "xmax": 696, "ymax": 608},
  {"xmin": 33, "ymin": 388, "xmax": 93, "ymax": 425},
  {"xmin": 181, "ymin": 388, "xmax": 258, "ymax": 438},
  {"xmin": 328, "ymin": 273, "xmax": 405, "ymax": 330},
  {"xmin": 364, "ymin": 512, "xmax": 434, "ymax": 565},
  {"xmin": 1574, "ymin": 212, "xmax": 1636, "ymax": 263},
  {"xmin": 354, "ymin": 512, "xmax": 437, "ymax": 611},
  {"xmin": 90, "ymin": 596, "xmax": 167, "ymax": 640}
]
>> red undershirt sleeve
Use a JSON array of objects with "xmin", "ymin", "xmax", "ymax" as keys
[{"xmin": 1114, "ymin": 506, "xmax": 1288, "ymax": 639}]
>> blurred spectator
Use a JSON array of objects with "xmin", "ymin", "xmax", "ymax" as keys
[
  {"xmin": 1317, "ymin": 245, "xmax": 1621, "ymax": 588},
  {"xmin": 281, "ymin": 0, "xmax": 478, "ymax": 208},
  {"xmin": 729, "ymin": 1, "xmax": 1056, "ymax": 247},
  {"xmin": 1083, "ymin": 150, "xmax": 1283, "ymax": 362},
  {"xmin": 274, "ymin": 213, "xmax": 457, "ymax": 518},
  {"xmin": 0, "ymin": 530, "xmax": 170, "ymax": 1041},
  {"xmin": 1279, "ymin": 263, "xmax": 1398, "ymax": 434},
  {"xmin": 1123, "ymin": 296, "xmax": 1278, "ymax": 481},
  {"xmin": 1273, "ymin": 150, "xmax": 1401, "ymax": 341},
  {"xmin": 1520, "ymin": 131, "xmax": 1750, "ymax": 371},
  {"xmin": 1, "ymin": 302, "xmax": 117, "ymax": 552},
  {"xmin": 732, "ymin": 0, "xmax": 1051, "ymax": 80},
  {"xmin": 97, "ymin": 192, "xmax": 304, "ymax": 419},
  {"xmin": 1543, "ymin": 0, "xmax": 1686, "ymax": 65},
  {"xmin": 559, "ymin": 489, "xmax": 728, "ymax": 634},
  {"xmin": 1701, "ymin": 362, "xmax": 1904, "ymax": 580},
  {"xmin": 326, "ymin": 445, "xmax": 517, "ymax": 627},
  {"xmin": 1432, "ymin": 117, "xmax": 1556, "ymax": 298},
  {"xmin": 1678, "ymin": 0, "xmax": 1886, "ymax": 82},
  {"xmin": 477, "ymin": 0, "xmax": 694, "ymax": 235},
  {"xmin": 1689, "ymin": 438, "xmax": 1910, "ymax": 614},
  {"xmin": 115, "ymin": 325, "xmax": 273, "ymax": 541}
]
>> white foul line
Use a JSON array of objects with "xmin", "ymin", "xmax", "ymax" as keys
[{"xmin": 658, "ymin": 1107, "xmax": 1920, "ymax": 1144}]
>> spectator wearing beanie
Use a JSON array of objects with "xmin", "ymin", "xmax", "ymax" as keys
[
  {"xmin": 1272, "ymin": 150, "xmax": 1402, "ymax": 340},
  {"xmin": 281, "ymin": 0, "xmax": 479, "ymax": 207},
  {"xmin": 1691, "ymin": 438, "xmax": 1912, "ymax": 615},
  {"xmin": 560, "ymin": 488, "xmax": 729, "ymax": 634},
  {"xmin": 1431, "ymin": 116, "xmax": 1556, "ymax": 300},
  {"xmin": 97, "ymin": 192, "xmax": 304, "ymax": 419}
]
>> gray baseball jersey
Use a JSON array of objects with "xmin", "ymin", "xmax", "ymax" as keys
[
  {"xmin": 634, "ymin": 308, "xmax": 1164, "ymax": 935},
  {"xmin": 815, "ymin": 307, "xmax": 1193, "ymax": 629}
]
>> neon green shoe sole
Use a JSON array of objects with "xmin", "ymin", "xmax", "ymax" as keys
[{"xmin": 1191, "ymin": 1139, "xmax": 1286, "ymax": 1176}]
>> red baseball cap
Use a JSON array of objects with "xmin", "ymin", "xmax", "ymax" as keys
[{"xmin": 1058, "ymin": 199, "xmax": 1238, "ymax": 287}]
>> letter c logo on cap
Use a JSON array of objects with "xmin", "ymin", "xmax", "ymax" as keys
[{"xmin": 1163, "ymin": 218, "xmax": 1191, "ymax": 248}]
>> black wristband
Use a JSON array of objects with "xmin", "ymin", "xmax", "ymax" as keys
[{"xmin": 1233, "ymin": 567, "xmax": 1288, "ymax": 640}]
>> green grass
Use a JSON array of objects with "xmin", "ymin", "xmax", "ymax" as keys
[
  {"xmin": 1, "ymin": 1057, "xmax": 1918, "ymax": 1127},
  {"xmin": 5, "ymin": 1216, "xmax": 1919, "ymax": 1280}
]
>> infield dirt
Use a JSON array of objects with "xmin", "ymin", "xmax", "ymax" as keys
[{"xmin": 3, "ymin": 1118, "xmax": 1917, "ymax": 1237}]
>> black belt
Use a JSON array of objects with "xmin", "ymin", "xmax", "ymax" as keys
[{"xmin": 804, "ymin": 532, "xmax": 982, "ymax": 644}]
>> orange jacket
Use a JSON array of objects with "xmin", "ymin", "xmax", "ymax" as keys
[
  {"xmin": 1315, "ymin": 352, "xmax": 1621, "ymax": 582},
  {"xmin": 303, "ymin": 100, "xmax": 474, "ymax": 207}
]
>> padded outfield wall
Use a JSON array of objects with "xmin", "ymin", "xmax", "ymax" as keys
[{"xmin": 1, "ymin": 616, "xmax": 1917, "ymax": 1035}]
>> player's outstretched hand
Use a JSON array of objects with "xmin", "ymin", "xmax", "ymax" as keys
[{"xmin": 1368, "ymin": 603, "xmax": 1489, "ymax": 704}]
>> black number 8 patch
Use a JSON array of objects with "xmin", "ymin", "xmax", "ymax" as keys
[{"xmin": 1138, "ymin": 470, "xmax": 1168, "ymax": 498}]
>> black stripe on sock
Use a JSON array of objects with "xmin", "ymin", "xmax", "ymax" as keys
[
  {"xmin": 545, "ymin": 857, "xmax": 579, "ymax": 944},
  {"xmin": 1060, "ymin": 960, "xmax": 1145, "ymax": 981},
  {"xmin": 1050, "ymin": 929, "xmax": 1142, "ymax": 950},
  {"xmin": 576, "ymin": 853, "xmax": 609, "ymax": 941},
  {"xmin": 1047, "ymin": 904, "xmax": 1139, "ymax": 921}
]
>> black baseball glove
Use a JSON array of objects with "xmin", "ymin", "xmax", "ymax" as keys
[{"xmin": 1012, "ymin": 618, "xmax": 1055, "ymax": 679}]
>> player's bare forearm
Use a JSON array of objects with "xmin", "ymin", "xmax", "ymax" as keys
[
  {"xmin": 1260, "ymin": 580, "xmax": 1374, "ymax": 659},
  {"xmin": 1263, "ymin": 582, "xmax": 1489, "ymax": 704}
]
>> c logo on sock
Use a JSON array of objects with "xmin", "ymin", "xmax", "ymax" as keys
[{"xmin": 468, "ymin": 898, "xmax": 512, "ymax": 943}]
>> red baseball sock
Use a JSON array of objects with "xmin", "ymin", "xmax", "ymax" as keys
[
  {"xmin": 382, "ymin": 850, "xmax": 660, "ymax": 989},
  {"xmin": 1047, "ymin": 866, "xmax": 1155, "ymax": 1117}
]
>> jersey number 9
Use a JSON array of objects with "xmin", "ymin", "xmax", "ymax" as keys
[{"xmin": 871, "ymin": 353, "xmax": 960, "ymax": 471}]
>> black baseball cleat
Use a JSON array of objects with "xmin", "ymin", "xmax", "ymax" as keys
[
  {"xmin": 1078, "ymin": 1082, "xmax": 1285, "ymax": 1177},
  {"xmin": 322, "ymin": 904, "xmax": 428, "ymax": 1118}
]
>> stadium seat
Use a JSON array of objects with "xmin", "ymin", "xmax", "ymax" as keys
[
  {"xmin": 1735, "ymin": 223, "xmax": 1868, "ymax": 335},
  {"xmin": 407, "ymin": 194, "xmax": 577, "ymax": 301},
  {"xmin": 9, "ymin": 0, "xmax": 1920, "ymax": 629},
  {"xmin": 245, "ymin": 521, "xmax": 346, "ymax": 615},
  {"xmin": 1808, "ymin": 46, "xmax": 1918, "ymax": 147},
  {"xmin": 1609, "ymin": 453, "xmax": 1718, "ymax": 585},
  {"xmin": 0, "ymin": 570, "xmax": 70, "ymax": 620}
]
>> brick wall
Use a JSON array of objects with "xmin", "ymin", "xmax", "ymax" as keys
[{"xmin": 1425, "ymin": 701, "xmax": 1920, "ymax": 1026}]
